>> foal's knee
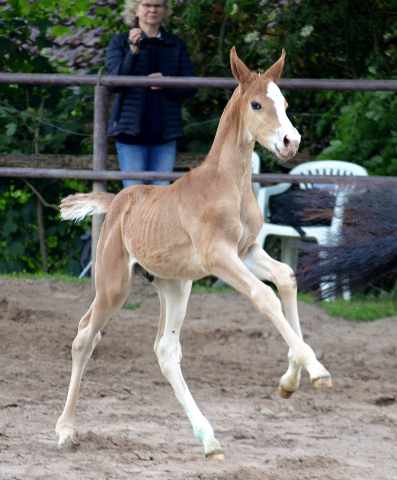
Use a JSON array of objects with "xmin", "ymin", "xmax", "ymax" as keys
[{"xmin": 251, "ymin": 282, "xmax": 283, "ymax": 316}]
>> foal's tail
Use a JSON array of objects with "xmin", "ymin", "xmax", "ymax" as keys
[{"xmin": 60, "ymin": 192, "xmax": 116, "ymax": 222}]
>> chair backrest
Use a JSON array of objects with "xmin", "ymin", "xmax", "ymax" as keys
[
  {"xmin": 257, "ymin": 160, "xmax": 368, "ymax": 224},
  {"xmin": 289, "ymin": 160, "xmax": 368, "ymax": 190}
]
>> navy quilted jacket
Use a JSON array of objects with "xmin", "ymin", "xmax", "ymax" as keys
[{"xmin": 106, "ymin": 28, "xmax": 197, "ymax": 140}]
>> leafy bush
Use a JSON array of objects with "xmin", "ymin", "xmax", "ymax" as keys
[
  {"xmin": 0, "ymin": 178, "xmax": 91, "ymax": 275},
  {"xmin": 318, "ymin": 91, "xmax": 397, "ymax": 176},
  {"xmin": 0, "ymin": 85, "xmax": 94, "ymax": 155}
]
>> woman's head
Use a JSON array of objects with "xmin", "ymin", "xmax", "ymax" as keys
[{"xmin": 122, "ymin": 0, "xmax": 172, "ymax": 27}]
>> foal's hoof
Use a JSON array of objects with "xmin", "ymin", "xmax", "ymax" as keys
[
  {"xmin": 56, "ymin": 422, "xmax": 79, "ymax": 449},
  {"xmin": 278, "ymin": 384, "xmax": 295, "ymax": 399},
  {"xmin": 57, "ymin": 432, "xmax": 79, "ymax": 450},
  {"xmin": 206, "ymin": 451, "xmax": 225, "ymax": 460},
  {"xmin": 312, "ymin": 376, "xmax": 333, "ymax": 389}
]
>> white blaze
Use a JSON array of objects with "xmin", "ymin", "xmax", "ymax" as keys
[{"xmin": 266, "ymin": 82, "xmax": 295, "ymax": 134}]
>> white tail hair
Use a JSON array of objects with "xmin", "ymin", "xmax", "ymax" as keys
[{"xmin": 60, "ymin": 192, "xmax": 115, "ymax": 222}]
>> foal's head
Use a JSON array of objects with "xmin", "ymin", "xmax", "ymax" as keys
[{"xmin": 231, "ymin": 47, "xmax": 300, "ymax": 160}]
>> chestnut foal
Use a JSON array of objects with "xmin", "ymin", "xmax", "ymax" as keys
[{"xmin": 56, "ymin": 48, "xmax": 332, "ymax": 459}]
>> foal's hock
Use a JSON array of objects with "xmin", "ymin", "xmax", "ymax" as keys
[{"xmin": 56, "ymin": 48, "xmax": 332, "ymax": 459}]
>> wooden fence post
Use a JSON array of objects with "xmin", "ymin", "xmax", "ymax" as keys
[{"xmin": 91, "ymin": 74, "xmax": 108, "ymax": 287}]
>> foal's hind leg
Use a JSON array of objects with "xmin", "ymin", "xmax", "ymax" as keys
[
  {"xmin": 153, "ymin": 278, "xmax": 224, "ymax": 460},
  {"xmin": 56, "ymin": 236, "xmax": 133, "ymax": 446}
]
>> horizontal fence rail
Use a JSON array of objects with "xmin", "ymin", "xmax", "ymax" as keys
[
  {"xmin": 1, "ymin": 73, "xmax": 397, "ymax": 92},
  {"xmin": 2, "ymin": 167, "xmax": 397, "ymax": 186}
]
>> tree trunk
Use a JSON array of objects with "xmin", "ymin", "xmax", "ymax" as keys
[{"xmin": 37, "ymin": 200, "xmax": 48, "ymax": 273}]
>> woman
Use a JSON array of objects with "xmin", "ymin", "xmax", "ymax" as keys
[{"xmin": 106, "ymin": 0, "xmax": 197, "ymax": 187}]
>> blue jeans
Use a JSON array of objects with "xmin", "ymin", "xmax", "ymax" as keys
[{"xmin": 116, "ymin": 140, "xmax": 177, "ymax": 188}]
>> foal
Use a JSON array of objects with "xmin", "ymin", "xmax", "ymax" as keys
[{"xmin": 56, "ymin": 48, "xmax": 332, "ymax": 459}]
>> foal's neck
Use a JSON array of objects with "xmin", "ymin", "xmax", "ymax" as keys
[{"xmin": 205, "ymin": 88, "xmax": 254, "ymax": 185}]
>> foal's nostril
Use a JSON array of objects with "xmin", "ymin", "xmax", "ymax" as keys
[{"xmin": 283, "ymin": 136, "xmax": 290, "ymax": 148}]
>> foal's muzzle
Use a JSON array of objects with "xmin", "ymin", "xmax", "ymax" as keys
[{"xmin": 275, "ymin": 130, "xmax": 301, "ymax": 160}]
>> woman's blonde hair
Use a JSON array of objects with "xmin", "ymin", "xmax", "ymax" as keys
[{"xmin": 121, "ymin": 0, "xmax": 172, "ymax": 27}]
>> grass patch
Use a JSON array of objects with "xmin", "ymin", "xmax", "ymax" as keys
[
  {"xmin": 297, "ymin": 292, "xmax": 397, "ymax": 322},
  {"xmin": 123, "ymin": 302, "xmax": 140, "ymax": 310},
  {"xmin": 0, "ymin": 272, "xmax": 89, "ymax": 283},
  {"xmin": 192, "ymin": 283, "xmax": 236, "ymax": 294},
  {"xmin": 321, "ymin": 298, "xmax": 397, "ymax": 322}
]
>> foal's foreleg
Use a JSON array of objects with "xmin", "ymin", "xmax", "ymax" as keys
[
  {"xmin": 212, "ymin": 244, "xmax": 331, "ymax": 393},
  {"xmin": 153, "ymin": 278, "xmax": 224, "ymax": 459},
  {"xmin": 242, "ymin": 242, "xmax": 303, "ymax": 397}
]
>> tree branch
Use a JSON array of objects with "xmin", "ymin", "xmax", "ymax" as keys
[{"xmin": 23, "ymin": 180, "xmax": 60, "ymax": 212}]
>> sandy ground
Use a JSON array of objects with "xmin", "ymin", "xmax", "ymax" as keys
[{"xmin": 0, "ymin": 276, "xmax": 397, "ymax": 480}]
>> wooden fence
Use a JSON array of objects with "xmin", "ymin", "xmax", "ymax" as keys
[{"xmin": 1, "ymin": 73, "xmax": 397, "ymax": 280}]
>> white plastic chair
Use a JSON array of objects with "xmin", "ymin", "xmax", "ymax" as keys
[
  {"xmin": 251, "ymin": 151, "xmax": 260, "ymax": 198},
  {"xmin": 256, "ymin": 160, "xmax": 368, "ymax": 299}
]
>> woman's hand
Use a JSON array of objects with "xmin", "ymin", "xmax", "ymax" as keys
[
  {"xmin": 148, "ymin": 72, "xmax": 163, "ymax": 90},
  {"xmin": 128, "ymin": 28, "xmax": 142, "ymax": 54},
  {"xmin": 129, "ymin": 28, "xmax": 142, "ymax": 44}
]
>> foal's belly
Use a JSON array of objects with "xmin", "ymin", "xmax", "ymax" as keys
[
  {"xmin": 134, "ymin": 251, "xmax": 208, "ymax": 281},
  {"xmin": 129, "ymin": 236, "xmax": 208, "ymax": 281}
]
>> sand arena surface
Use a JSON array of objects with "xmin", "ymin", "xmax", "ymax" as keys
[{"xmin": 0, "ymin": 277, "xmax": 396, "ymax": 479}]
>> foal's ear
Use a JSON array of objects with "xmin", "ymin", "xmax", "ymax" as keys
[
  {"xmin": 230, "ymin": 46, "xmax": 252, "ymax": 87},
  {"xmin": 263, "ymin": 49, "xmax": 286, "ymax": 84}
]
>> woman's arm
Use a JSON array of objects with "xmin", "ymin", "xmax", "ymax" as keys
[{"xmin": 105, "ymin": 34, "xmax": 139, "ymax": 76}]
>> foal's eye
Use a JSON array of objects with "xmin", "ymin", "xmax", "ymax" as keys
[{"xmin": 251, "ymin": 102, "xmax": 262, "ymax": 110}]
